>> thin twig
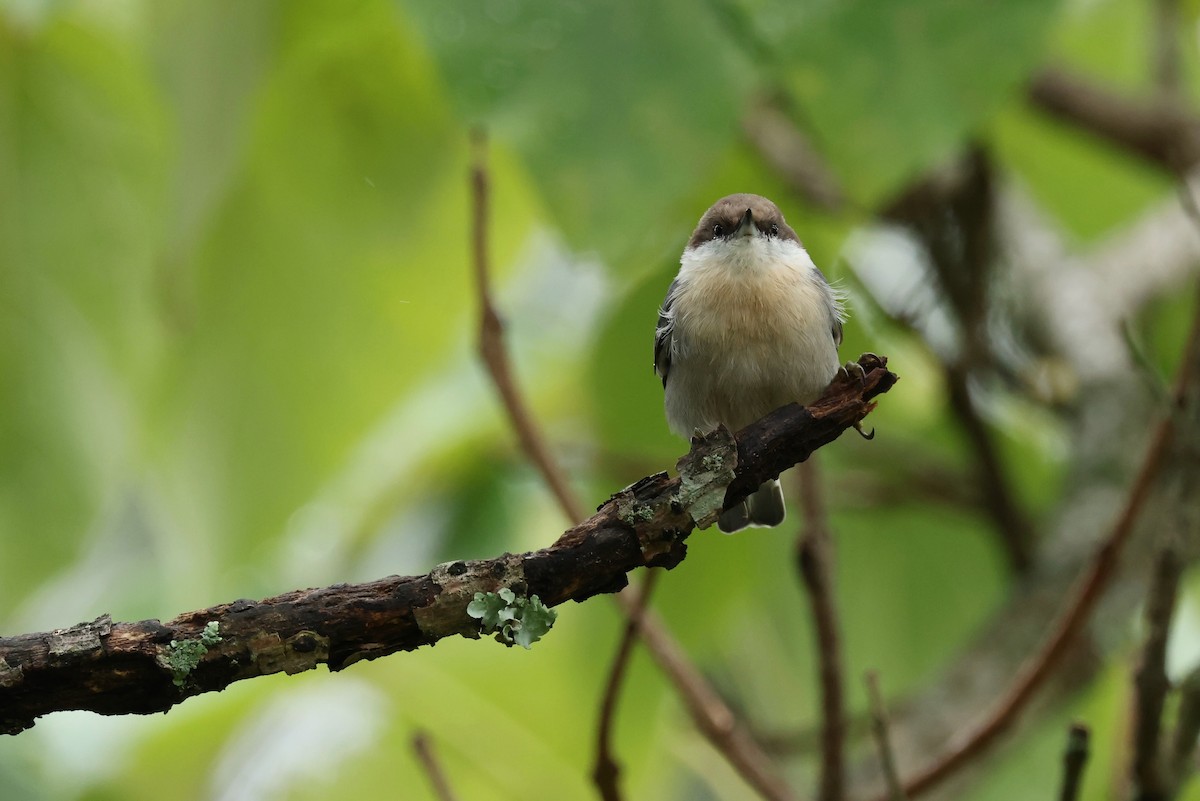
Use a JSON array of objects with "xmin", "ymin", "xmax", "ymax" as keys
[
  {"xmin": 628, "ymin": 597, "xmax": 798, "ymax": 801},
  {"xmin": 594, "ymin": 569, "xmax": 660, "ymax": 801},
  {"xmin": 796, "ymin": 460, "xmax": 846, "ymax": 801},
  {"xmin": 943, "ymin": 364, "xmax": 1034, "ymax": 575},
  {"xmin": 865, "ymin": 671, "xmax": 907, "ymax": 801},
  {"xmin": 881, "ymin": 279, "xmax": 1200, "ymax": 800},
  {"xmin": 469, "ymin": 130, "xmax": 797, "ymax": 801},
  {"xmin": 1060, "ymin": 723, "xmax": 1090, "ymax": 801},
  {"xmin": 412, "ymin": 731, "xmax": 461, "ymax": 801},
  {"xmin": 470, "ymin": 130, "xmax": 587, "ymax": 524},
  {"xmin": 1131, "ymin": 548, "xmax": 1182, "ymax": 800}
]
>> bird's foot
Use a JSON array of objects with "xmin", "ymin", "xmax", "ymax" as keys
[{"xmin": 839, "ymin": 359, "xmax": 868, "ymax": 385}]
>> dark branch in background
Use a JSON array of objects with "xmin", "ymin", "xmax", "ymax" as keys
[
  {"xmin": 941, "ymin": 363, "xmax": 1032, "ymax": 574},
  {"xmin": 1131, "ymin": 548, "xmax": 1182, "ymax": 801},
  {"xmin": 594, "ymin": 569, "xmax": 659, "ymax": 801},
  {"xmin": 1059, "ymin": 724, "xmax": 1090, "ymax": 801},
  {"xmin": 1135, "ymin": 213, "xmax": 1200, "ymax": 799},
  {"xmin": 1028, "ymin": 68, "xmax": 1200, "ymax": 176},
  {"xmin": 879, "ymin": 280, "xmax": 1200, "ymax": 801},
  {"xmin": 883, "ymin": 146, "xmax": 1035, "ymax": 577},
  {"xmin": 0, "ymin": 357, "xmax": 896, "ymax": 735},
  {"xmin": 795, "ymin": 461, "xmax": 846, "ymax": 801},
  {"xmin": 865, "ymin": 671, "xmax": 907, "ymax": 801},
  {"xmin": 412, "ymin": 731, "xmax": 461, "ymax": 801}
]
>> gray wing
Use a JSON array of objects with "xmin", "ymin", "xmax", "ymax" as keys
[{"xmin": 654, "ymin": 278, "xmax": 679, "ymax": 387}]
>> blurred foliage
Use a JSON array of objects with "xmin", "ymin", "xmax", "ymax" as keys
[{"xmin": 2, "ymin": 0, "xmax": 1200, "ymax": 799}]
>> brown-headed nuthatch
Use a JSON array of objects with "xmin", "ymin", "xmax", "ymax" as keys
[{"xmin": 654, "ymin": 193, "xmax": 844, "ymax": 533}]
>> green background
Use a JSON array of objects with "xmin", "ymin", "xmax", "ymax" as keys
[{"xmin": 1, "ymin": 0, "xmax": 1198, "ymax": 799}]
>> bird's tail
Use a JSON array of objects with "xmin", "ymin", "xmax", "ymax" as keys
[{"xmin": 717, "ymin": 479, "xmax": 786, "ymax": 533}]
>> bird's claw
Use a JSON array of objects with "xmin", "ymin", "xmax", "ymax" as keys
[
  {"xmin": 853, "ymin": 420, "xmax": 875, "ymax": 440},
  {"xmin": 840, "ymin": 359, "xmax": 868, "ymax": 385}
]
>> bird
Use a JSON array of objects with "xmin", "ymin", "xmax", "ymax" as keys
[{"xmin": 654, "ymin": 193, "xmax": 844, "ymax": 533}]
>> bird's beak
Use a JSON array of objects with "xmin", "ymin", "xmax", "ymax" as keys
[{"xmin": 734, "ymin": 208, "xmax": 755, "ymax": 238}]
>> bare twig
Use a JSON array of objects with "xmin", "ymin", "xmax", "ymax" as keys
[
  {"xmin": 594, "ymin": 569, "xmax": 660, "ymax": 801},
  {"xmin": 942, "ymin": 364, "xmax": 1034, "ymax": 575},
  {"xmin": 881, "ymin": 280, "xmax": 1200, "ymax": 800},
  {"xmin": 795, "ymin": 460, "xmax": 846, "ymax": 801},
  {"xmin": 865, "ymin": 671, "xmax": 907, "ymax": 801},
  {"xmin": 470, "ymin": 130, "xmax": 588, "ymax": 524},
  {"xmin": 412, "ymin": 731, "xmax": 461, "ymax": 801},
  {"xmin": 1060, "ymin": 724, "xmax": 1090, "ymax": 801},
  {"xmin": 469, "ymin": 130, "xmax": 813, "ymax": 801},
  {"xmin": 1131, "ymin": 548, "xmax": 1182, "ymax": 801},
  {"xmin": 629, "ymin": 595, "xmax": 798, "ymax": 801}
]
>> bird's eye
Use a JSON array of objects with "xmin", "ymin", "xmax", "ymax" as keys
[
  {"xmin": 713, "ymin": 223, "xmax": 724, "ymax": 238},
  {"xmin": 770, "ymin": 223, "xmax": 780, "ymax": 236}
]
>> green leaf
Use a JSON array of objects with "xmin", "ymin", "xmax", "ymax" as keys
[
  {"xmin": 778, "ymin": 0, "xmax": 1059, "ymax": 204},
  {"xmin": 400, "ymin": 0, "xmax": 750, "ymax": 259}
]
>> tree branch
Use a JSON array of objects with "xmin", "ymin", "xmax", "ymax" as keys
[
  {"xmin": 883, "ymin": 146, "xmax": 1035, "ymax": 576},
  {"xmin": 627, "ymin": 583, "xmax": 800, "ymax": 801},
  {"xmin": 1060, "ymin": 724, "xmax": 1090, "ymax": 801},
  {"xmin": 412, "ymin": 731, "xmax": 461, "ymax": 801},
  {"xmin": 593, "ymin": 569, "xmax": 659, "ymax": 801},
  {"xmin": 795, "ymin": 461, "xmax": 847, "ymax": 801},
  {"xmin": 470, "ymin": 130, "xmax": 588, "ymax": 524},
  {"xmin": 865, "ymin": 671, "xmax": 907, "ymax": 801},
  {"xmin": 0, "ymin": 355, "xmax": 896, "ymax": 736},
  {"xmin": 1028, "ymin": 67, "xmax": 1200, "ymax": 176},
  {"xmin": 1131, "ymin": 548, "xmax": 1182, "ymax": 801}
]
